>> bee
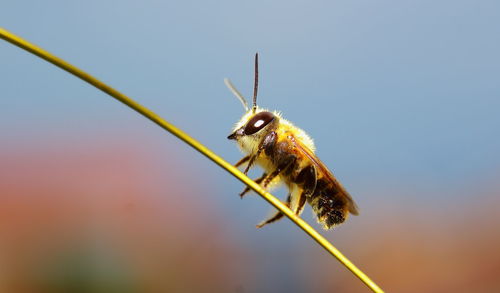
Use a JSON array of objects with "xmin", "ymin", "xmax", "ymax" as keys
[{"xmin": 226, "ymin": 53, "xmax": 359, "ymax": 230}]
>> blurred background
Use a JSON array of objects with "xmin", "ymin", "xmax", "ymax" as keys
[{"xmin": 1, "ymin": 1, "xmax": 499, "ymax": 292}]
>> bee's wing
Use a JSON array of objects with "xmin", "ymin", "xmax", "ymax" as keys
[{"xmin": 293, "ymin": 138, "xmax": 359, "ymax": 215}]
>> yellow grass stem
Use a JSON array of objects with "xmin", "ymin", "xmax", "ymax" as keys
[{"xmin": 0, "ymin": 27, "xmax": 384, "ymax": 293}]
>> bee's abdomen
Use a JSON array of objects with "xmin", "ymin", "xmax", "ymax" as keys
[{"xmin": 307, "ymin": 178, "xmax": 349, "ymax": 229}]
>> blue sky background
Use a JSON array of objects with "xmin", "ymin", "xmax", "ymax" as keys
[
  {"xmin": 2, "ymin": 1, "xmax": 500, "ymax": 195},
  {"xmin": 1, "ymin": 1, "xmax": 500, "ymax": 292}
]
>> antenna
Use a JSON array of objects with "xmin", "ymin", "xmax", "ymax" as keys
[
  {"xmin": 252, "ymin": 53, "xmax": 259, "ymax": 113},
  {"xmin": 224, "ymin": 78, "xmax": 248, "ymax": 111}
]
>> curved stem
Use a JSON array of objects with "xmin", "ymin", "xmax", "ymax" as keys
[{"xmin": 0, "ymin": 27, "xmax": 384, "ymax": 293}]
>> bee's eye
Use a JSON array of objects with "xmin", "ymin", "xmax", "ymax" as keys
[{"xmin": 244, "ymin": 111, "xmax": 275, "ymax": 135}]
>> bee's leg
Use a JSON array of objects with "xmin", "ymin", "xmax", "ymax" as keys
[
  {"xmin": 261, "ymin": 169, "xmax": 280, "ymax": 189},
  {"xmin": 239, "ymin": 156, "xmax": 288, "ymax": 197},
  {"xmin": 241, "ymin": 163, "xmax": 285, "ymax": 199},
  {"xmin": 243, "ymin": 131, "xmax": 278, "ymax": 175},
  {"xmin": 260, "ymin": 154, "xmax": 296, "ymax": 190},
  {"xmin": 238, "ymin": 132, "xmax": 278, "ymax": 196},
  {"xmin": 295, "ymin": 191, "xmax": 308, "ymax": 215},
  {"xmin": 256, "ymin": 156, "xmax": 297, "ymax": 228},
  {"xmin": 239, "ymin": 172, "xmax": 268, "ymax": 198},
  {"xmin": 234, "ymin": 155, "xmax": 250, "ymax": 168},
  {"xmin": 242, "ymin": 155, "xmax": 256, "ymax": 175},
  {"xmin": 295, "ymin": 165, "xmax": 317, "ymax": 215},
  {"xmin": 256, "ymin": 193, "xmax": 291, "ymax": 228}
]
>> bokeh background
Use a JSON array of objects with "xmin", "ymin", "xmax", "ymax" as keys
[{"xmin": 1, "ymin": 1, "xmax": 499, "ymax": 292}]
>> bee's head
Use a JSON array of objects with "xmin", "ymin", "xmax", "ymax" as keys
[
  {"xmin": 227, "ymin": 109, "xmax": 278, "ymax": 153},
  {"xmin": 228, "ymin": 108, "xmax": 277, "ymax": 137},
  {"xmin": 225, "ymin": 53, "xmax": 278, "ymax": 151}
]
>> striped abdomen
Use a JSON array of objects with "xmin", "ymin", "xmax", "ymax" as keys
[{"xmin": 307, "ymin": 176, "xmax": 356, "ymax": 229}]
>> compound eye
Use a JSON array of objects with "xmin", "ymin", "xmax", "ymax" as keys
[{"xmin": 244, "ymin": 111, "xmax": 275, "ymax": 135}]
